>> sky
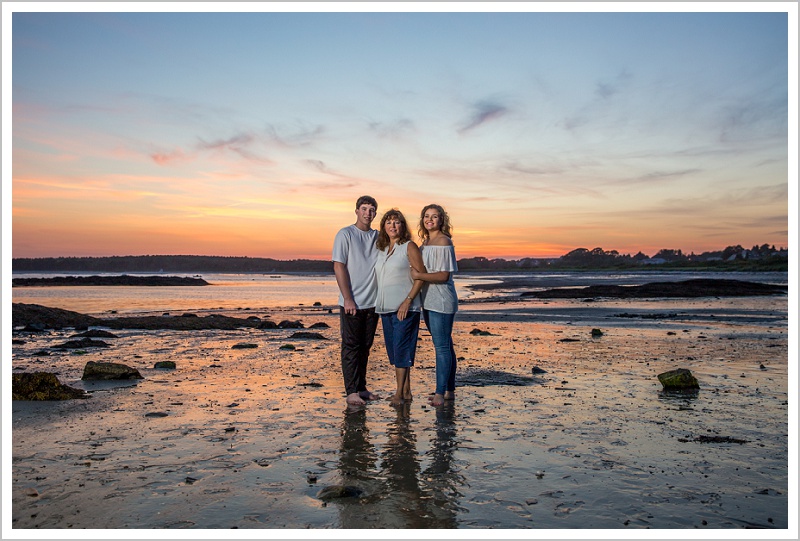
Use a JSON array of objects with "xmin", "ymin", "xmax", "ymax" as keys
[{"xmin": 4, "ymin": 2, "xmax": 797, "ymax": 260}]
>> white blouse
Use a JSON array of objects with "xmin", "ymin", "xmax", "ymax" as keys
[
  {"xmin": 375, "ymin": 241, "xmax": 422, "ymax": 314},
  {"xmin": 420, "ymin": 244, "xmax": 458, "ymax": 314}
]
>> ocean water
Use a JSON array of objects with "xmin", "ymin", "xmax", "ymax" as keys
[{"xmin": 10, "ymin": 270, "xmax": 788, "ymax": 317}]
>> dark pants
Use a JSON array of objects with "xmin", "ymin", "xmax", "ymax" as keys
[{"xmin": 340, "ymin": 307, "xmax": 379, "ymax": 396}]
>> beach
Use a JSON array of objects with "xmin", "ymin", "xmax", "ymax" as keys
[{"xmin": 8, "ymin": 288, "xmax": 790, "ymax": 533}]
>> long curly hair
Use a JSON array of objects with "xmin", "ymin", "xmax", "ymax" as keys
[
  {"xmin": 376, "ymin": 208, "xmax": 412, "ymax": 251},
  {"xmin": 418, "ymin": 203, "xmax": 452, "ymax": 242}
]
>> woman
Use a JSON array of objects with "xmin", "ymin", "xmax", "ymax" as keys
[
  {"xmin": 411, "ymin": 204, "xmax": 458, "ymax": 407},
  {"xmin": 374, "ymin": 209, "xmax": 425, "ymax": 406}
]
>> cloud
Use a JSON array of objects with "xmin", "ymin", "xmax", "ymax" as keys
[
  {"xmin": 150, "ymin": 148, "xmax": 188, "ymax": 166},
  {"xmin": 196, "ymin": 132, "xmax": 272, "ymax": 164},
  {"xmin": 264, "ymin": 123, "xmax": 325, "ymax": 148},
  {"xmin": 368, "ymin": 118, "xmax": 415, "ymax": 139},
  {"xmin": 458, "ymin": 99, "xmax": 509, "ymax": 134}
]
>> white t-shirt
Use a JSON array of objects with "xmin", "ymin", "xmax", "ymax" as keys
[{"xmin": 332, "ymin": 224, "xmax": 379, "ymax": 309}]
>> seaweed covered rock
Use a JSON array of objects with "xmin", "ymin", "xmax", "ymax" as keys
[
  {"xmin": 657, "ymin": 368, "xmax": 699, "ymax": 391},
  {"xmin": 154, "ymin": 361, "xmax": 176, "ymax": 369},
  {"xmin": 12, "ymin": 372, "xmax": 88, "ymax": 400},
  {"xmin": 82, "ymin": 361, "xmax": 143, "ymax": 381}
]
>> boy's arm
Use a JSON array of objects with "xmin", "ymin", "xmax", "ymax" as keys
[{"xmin": 333, "ymin": 261, "xmax": 357, "ymax": 315}]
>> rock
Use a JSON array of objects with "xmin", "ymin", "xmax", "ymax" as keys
[
  {"xmin": 82, "ymin": 361, "xmax": 143, "ymax": 381},
  {"xmin": 13, "ymin": 303, "xmax": 102, "ymax": 330},
  {"xmin": 52, "ymin": 337, "xmax": 111, "ymax": 349},
  {"xmin": 12, "ymin": 372, "xmax": 88, "ymax": 400},
  {"xmin": 288, "ymin": 332, "xmax": 327, "ymax": 340},
  {"xmin": 145, "ymin": 412, "xmax": 169, "ymax": 418},
  {"xmin": 70, "ymin": 330, "xmax": 119, "ymax": 338},
  {"xmin": 12, "ymin": 339, "xmax": 26, "ymax": 345},
  {"xmin": 23, "ymin": 323, "xmax": 47, "ymax": 333},
  {"xmin": 309, "ymin": 322, "xmax": 330, "ymax": 329},
  {"xmin": 258, "ymin": 320, "xmax": 279, "ymax": 329},
  {"xmin": 316, "ymin": 485, "xmax": 363, "ymax": 500},
  {"xmin": 531, "ymin": 366, "xmax": 547, "ymax": 375},
  {"xmin": 591, "ymin": 328, "xmax": 603, "ymax": 337},
  {"xmin": 232, "ymin": 343, "xmax": 258, "ymax": 349},
  {"xmin": 154, "ymin": 361, "xmax": 176, "ymax": 369},
  {"xmin": 313, "ymin": 302, "xmax": 322, "ymax": 307},
  {"xmin": 280, "ymin": 344, "xmax": 296, "ymax": 351},
  {"xmin": 278, "ymin": 320, "xmax": 304, "ymax": 329},
  {"xmin": 657, "ymin": 368, "xmax": 699, "ymax": 391},
  {"xmin": 470, "ymin": 328, "xmax": 492, "ymax": 336}
]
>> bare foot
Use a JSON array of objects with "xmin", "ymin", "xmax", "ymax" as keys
[
  {"xmin": 389, "ymin": 394, "xmax": 404, "ymax": 407},
  {"xmin": 443, "ymin": 391, "xmax": 455, "ymax": 401},
  {"xmin": 429, "ymin": 393, "xmax": 445, "ymax": 406},
  {"xmin": 346, "ymin": 392, "xmax": 366, "ymax": 406},
  {"xmin": 403, "ymin": 393, "xmax": 413, "ymax": 402},
  {"xmin": 359, "ymin": 390, "xmax": 379, "ymax": 401}
]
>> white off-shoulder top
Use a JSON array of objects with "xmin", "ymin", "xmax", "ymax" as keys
[{"xmin": 419, "ymin": 244, "xmax": 458, "ymax": 314}]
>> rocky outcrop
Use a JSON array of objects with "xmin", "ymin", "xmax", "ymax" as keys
[
  {"xmin": 13, "ymin": 304, "xmax": 284, "ymax": 331},
  {"xmin": 521, "ymin": 279, "xmax": 787, "ymax": 299},
  {"xmin": 13, "ymin": 275, "xmax": 209, "ymax": 287},
  {"xmin": 52, "ymin": 337, "xmax": 111, "ymax": 349},
  {"xmin": 12, "ymin": 372, "xmax": 88, "ymax": 400}
]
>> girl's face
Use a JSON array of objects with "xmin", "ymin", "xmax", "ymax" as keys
[
  {"xmin": 423, "ymin": 209, "xmax": 442, "ymax": 232},
  {"xmin": 384, "ymin": 216, "xmax": 403, "ymax": 239}
]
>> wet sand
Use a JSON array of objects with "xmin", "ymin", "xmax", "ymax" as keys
[{"xmin": 8, "ymin": 296, "xmax": 790, "ymax": 534}]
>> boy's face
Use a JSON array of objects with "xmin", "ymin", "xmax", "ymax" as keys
[{"xmin": 355, "ymin": 204, "xmax": 377, "ymax": 228}]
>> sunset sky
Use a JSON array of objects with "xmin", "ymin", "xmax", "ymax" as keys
[{"xmin": 4, "ymin": 3, "xmax": 796, "ymax": 260}]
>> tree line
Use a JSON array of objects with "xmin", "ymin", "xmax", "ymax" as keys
[{"xmin": 12, "ymin": 244, "xmax": 788, "ymax": 273}]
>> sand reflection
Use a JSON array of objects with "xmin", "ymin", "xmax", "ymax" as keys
[{"xmin": 334, "ymin": 404, "xmax": 462, "ymax": 528}]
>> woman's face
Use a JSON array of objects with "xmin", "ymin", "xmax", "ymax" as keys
[
  {"xmin": 384, "ymin": 216, "xmax": 403, "ymax": 239},
  {"xmin": 423, "ymin": 208, "xmax": 442, "ymax": 232}
]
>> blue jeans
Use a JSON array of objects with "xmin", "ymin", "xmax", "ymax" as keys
[
  {"xmin": 423, "ymin": 309, "xmax": 457, "ymax": 395},
  {"xmin": 381, "ymin": 311, "xmax": 420, "ymax": 368}
]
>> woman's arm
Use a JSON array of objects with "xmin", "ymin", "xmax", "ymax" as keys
[
  {"xmin": 410, "ymin": 268, "xmax": 451, "ymax": 283},
  {"xmin": 397, "ymin": 243, "xmax": 426, "ymax": 321}
]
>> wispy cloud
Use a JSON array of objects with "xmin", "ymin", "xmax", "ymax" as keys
[
  {"xmin": 368, "ymin": 118, "xmax": 415, "ymax": 139},
  {"xmin": 458, "ymin": 99, "xmax": 509, "ymax": 134}
]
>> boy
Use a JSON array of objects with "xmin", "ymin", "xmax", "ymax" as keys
[{"xmin": 332, "ymin": 196, "xmax": 380, "ymax": 406}]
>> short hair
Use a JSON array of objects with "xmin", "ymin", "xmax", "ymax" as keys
[
  {"xmin": 376, "ymin": 208, "xmax": 411, "ymax": 251},
  {"xmin": 356, "ymin": 195, "xmax": 378, "ymax": 210},
  {"xmin": 418, "ymin": 203, "xmax": 453, "ymax": 241}
]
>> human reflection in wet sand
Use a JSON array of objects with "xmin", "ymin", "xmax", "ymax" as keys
[
  {"xmin": 334, "ymin": 404, "xmax": 461, "ymax": 528},
  {"xmin": 422, "ymin": 402, "xmax": 465, "ymax": 522},
  {"xmin": 338, "ymin": 406, "xmax": 378, "ymax": 488}
]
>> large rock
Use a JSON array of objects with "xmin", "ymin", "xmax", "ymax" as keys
[
  {"xmin": 12, "ymin": 372, "xmax": 88, "ymax": 400},
  {"xmin": 657, "ymin": 368, "xmax": 699, "ymax": 390},
  {"xmin": 82, "ymin": 361, "xmax": 143, "ymax": 381}
]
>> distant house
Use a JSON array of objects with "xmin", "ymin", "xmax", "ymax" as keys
[{"xmin": 641, "ymin": 258, "xmax": 667, "ymax": 265}]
